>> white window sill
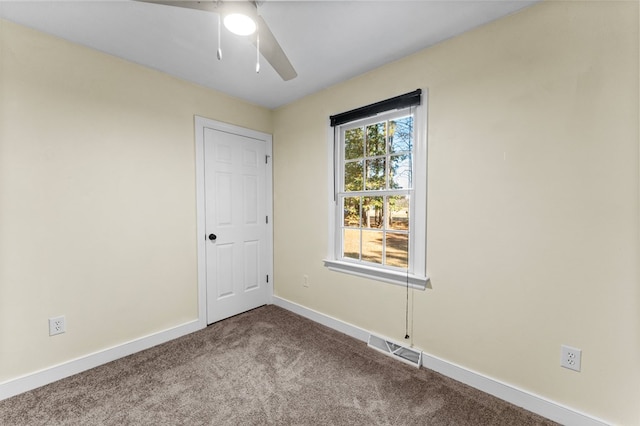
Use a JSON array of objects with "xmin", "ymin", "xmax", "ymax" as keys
[{"xmin": 323, "ymin": 259, "xmax": 429, "ymax": 290}]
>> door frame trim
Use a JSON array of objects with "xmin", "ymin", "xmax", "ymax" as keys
[{"xmin": 194, "ymin": 116, "xmax": 274, "ymax": 326}]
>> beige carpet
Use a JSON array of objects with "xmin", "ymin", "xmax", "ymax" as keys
[{"xmin": 0, "ymin": 305, "xmax": 557, "ymax": 425}]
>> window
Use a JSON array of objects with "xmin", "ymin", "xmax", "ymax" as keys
[{"xmin": 324, "ymin": 91, "xmax": 428, "ymax": 289}]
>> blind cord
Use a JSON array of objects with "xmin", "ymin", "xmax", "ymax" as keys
[
  {"xmin": 405, "ymin": 269, "xmax": 410, "ymax": 339},
  {"xmin": 404, "ymin": 106, "xmax": 414, "ymax": 341}
]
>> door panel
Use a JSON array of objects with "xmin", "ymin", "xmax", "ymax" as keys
[{"xmin": 204, "ymin": 128, "xmax": 268, "ymax": 324}]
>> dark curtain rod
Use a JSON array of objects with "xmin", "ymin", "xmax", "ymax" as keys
[{"xmin": 330, "ymin": 89, "xmax": 422, "ymax": 127}]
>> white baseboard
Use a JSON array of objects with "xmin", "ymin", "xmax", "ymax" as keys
[
  {"xmin": 272, "ymin": 296, "xmax": 369, "ymax": 342},
  {"xmin": 420, "ymin": 353, "xmax": 609, "ymax": 426},
  {"xmin": 0, "ymin": 319, "xmax": 204, "ymax": 402},
  {"xmin": 272, "ymin": 296, "xmax": 610, "ymax": 426}
]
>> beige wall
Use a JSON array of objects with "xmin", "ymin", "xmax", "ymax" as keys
[
  {"xmin": 0, "ymin": 19, "xmax": 271, "ymax": 381},
  {"xmin": 1, "ymin": 1, "xmax": 639, "ymax": 424},
  {"xmin": 273, "ymin": 2, "xmax": 639, "ymax": 424}
]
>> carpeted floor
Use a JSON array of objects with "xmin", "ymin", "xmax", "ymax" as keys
[{"xmin": 0, "ymin": 305, "xmax": 558, "ymax": 425}]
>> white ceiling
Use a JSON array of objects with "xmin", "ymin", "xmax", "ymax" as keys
[{"xmin": 0, "ymin": 0, "xmax": 538, "ymax": 109}]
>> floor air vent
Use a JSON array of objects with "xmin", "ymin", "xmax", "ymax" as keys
[{"xmin": 367, "ymin": 334, "xmax": 422, "ymax": 368}]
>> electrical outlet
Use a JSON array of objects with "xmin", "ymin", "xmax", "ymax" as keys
[
  {"xmin": 560, "ymin": 345, "xmax": 581, "ymax": 372},
  {"xmin": 49, "ymin": 316, "xmax": 66, "ymax": 336},
  {"xmin": 303, "ymin": 274, "xmax": 309, "ymax": 288}
]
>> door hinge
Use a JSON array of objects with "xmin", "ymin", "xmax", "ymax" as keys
[
  {"xmin": 266, "ymin": 274, "xmax": 269, "ymax": 283},
  {"xmin": 265, "ymin": 155, "xmax": 270, "ymax": 164},
  {"xmin": 266, "ymin": 216, "xmax": 269, "ymax": 224}
]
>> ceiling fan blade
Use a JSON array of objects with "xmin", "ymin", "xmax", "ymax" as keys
[
  {"xmin": 135, "ymin": 0, "xmax": 220, "ymax": 13},
  {"xmin": 135, "ymin": 0, "xmax": 297, "ymax": 81},
  {"xmin": 252, "ymin": 14, "xmax": 297, "ymax": 81}
]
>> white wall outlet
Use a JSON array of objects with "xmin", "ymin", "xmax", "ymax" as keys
[
  {"xmin": 303, "ymin": 274, "xmax": 309, "ymax": 288},
  {"xmin": 49, "ymin": 316, "xmax": 66, "ymax": 336},
  {"xmin": 560, "ymin": 345, "xmax": 581, "ymax": 372}
]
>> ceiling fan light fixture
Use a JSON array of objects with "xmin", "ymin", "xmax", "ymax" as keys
[{"xmin": 223, "ymin": 13, "xmax": 256, "ymax": 36}]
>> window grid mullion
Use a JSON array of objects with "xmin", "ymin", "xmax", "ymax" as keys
[{"xmin": 385, "ymin": 119, "xmax": 390, "ymax": 191}]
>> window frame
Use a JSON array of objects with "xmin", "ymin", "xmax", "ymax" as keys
[{"xmin": 324, "ymin": 102, "xmax": 428, "ymax": 290}]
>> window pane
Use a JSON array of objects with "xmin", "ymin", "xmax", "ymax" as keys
[
  {"xmin": 385, "ymin": 232, "xmax": 408, "ymax": 268},
  {"xmin": 366, "ymin": 122, "xmax": 386, "ymax": 157},
  {"xmin": 362, "ymin": 230, "xmax": 383, "ymax": 264},
  {"xmin": 343, "ymin": 197, "xmax": 361, "ymax": 227},
  {"xmin": 335, "ymin": 107, "xmax": 423, "ymax": 282},
  {"xmin": 362, "ymin": 196, "xmax": 383, "ymax": 229},
  {"xmin": 365, "ymin": 158, "xmax": 385, "ymax": 190},
  {"xmin": 344, "ymin": 161, "xmax": 363, "ymax": 192},
  {"xmin": 389, "ymin": 116, "xmax": 413, "ymax": 153},
  {"xmin": 390, "ymin": 154, "xmax": 412, "ymax": 189},
  {"xmin": 388, "ymin": 195, "xmax": 410, "ymax": 230},
  {"xmin": 344, "ymin": 127, "xmax": 364, "ymax": 160},
  {"xmin": 343, "ymin": 229, "xmax": 360, "ymax": 260}
]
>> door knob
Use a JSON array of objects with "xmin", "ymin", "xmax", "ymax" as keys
[{"xmin": 208, "ymin": 234, "xmax": 217, "ymax": 241}]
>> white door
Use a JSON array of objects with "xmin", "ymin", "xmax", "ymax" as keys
[{"xmin": 203, "ymin": 126, "xmax": 270, "ymax": 324}]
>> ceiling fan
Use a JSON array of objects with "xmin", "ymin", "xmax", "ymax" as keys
[{"xmin": 136, "ymin": 0, "xmax": 297, "ymax": 81}]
